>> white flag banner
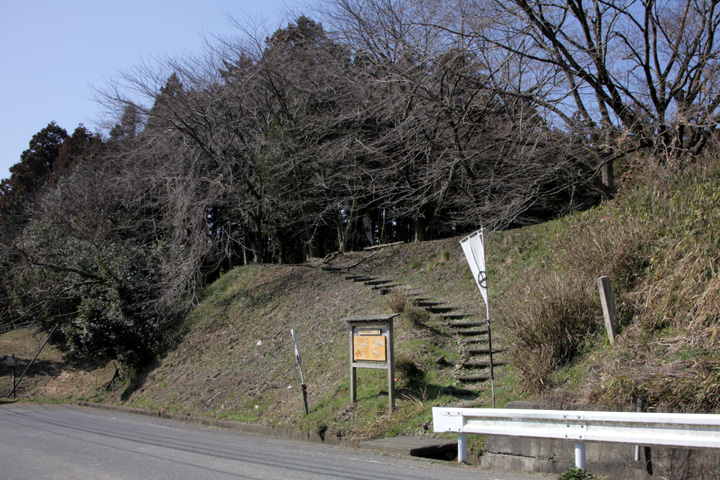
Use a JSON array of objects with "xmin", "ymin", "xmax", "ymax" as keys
[{"xmin": 460, "ymin": 230, "xmax": 488, "ymax": 307}]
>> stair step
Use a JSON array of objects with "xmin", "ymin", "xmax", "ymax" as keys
[
  {"xmin": 416, "ymin": 300, "xmax": 444, "ymax": 307},
  {"xmin": 351, "ymin": 276, "xmax": 374, "ymax": 282},
  {"xmin": 467, "ymin": 348, "xmax": 501, "ymax": 355},
  {"xmin": 426, "ymin": 305, "xmax": 456, "ymax": 313},
  {"xmin": 462, "ymin": 359, "xmax": 508, "ymax": 368},
  {"xmin": 411, "ymin": 297, "xmax": 432, "ymax": 303},
  {"xmin": 456, "ymin": 374, "xmax": 490, "ymax": 383},
  {"xmin": 456, "ymin": 329, "xmax": 489, "ymax": 336},
  {"xmin": 448, "ymin": 320, "xmax": 484, "ymax": 328},
  {"xmin": 438, "ymin": 313, "xmax": 475, "ymax": 320},
  {"xmin": 339, "ymin": 270, "xmax": 508, "ymax": 385}
]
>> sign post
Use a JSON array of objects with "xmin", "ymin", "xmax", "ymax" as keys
[
  {"xmin": 340, "ymin": 314, "xmax": 399, "ymax": 412},
  {"xmin": 290, "ymin": 329, "xmax": 310, "ymax": 414}
]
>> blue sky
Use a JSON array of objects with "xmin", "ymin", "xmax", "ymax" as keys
[{"xmin": 0, "ymin": 0, "xmax": 302, "ymax": 181}]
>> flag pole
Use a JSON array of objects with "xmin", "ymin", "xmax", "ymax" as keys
[
  {"xmin": 476, "ymin": 229, "xmax": 495, "ymax": 408},
  {"xmin": 485, "ymin": 289, "xmax": 496, "ymax": 408}
]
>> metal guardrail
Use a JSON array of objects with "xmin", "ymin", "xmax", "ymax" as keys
[{"xmin": 432, "ymin": 407, "xmax": 720, "ymax": 469}]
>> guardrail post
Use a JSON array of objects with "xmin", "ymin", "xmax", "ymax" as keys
[
  {"xmin": 575, "ymin": 441, "xmax": 586, "ymax": 469},
  {"xmin": 458, "ymin": 433, "xmax": 467, "ymax": 463},
  {"xmin": 635, "ymin": 396, "xmax": 646, "ymax": 462}
]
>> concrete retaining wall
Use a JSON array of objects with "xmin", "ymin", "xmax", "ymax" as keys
[{"xmin": 480, "ymin": 434, "xmax": 720, "ymax": 479}]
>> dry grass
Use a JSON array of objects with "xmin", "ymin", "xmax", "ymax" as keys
[
  {"xmin": 545, "ymin": 159, "xmax": 720, "ymax": 412},
  {"xmin": 504, "ymin": 274, "xmax": 600, "ymax": 393},
  {"xmin": 499, "ymin": 157, "xmax": 720, "ymax": 410},
  {"xmin": 384, "ymin": 289, "xmax": 430, "ymax": 328},
  {"xmin": 385, "ymin": 289, "xmax": 412, "ymax": 314}
]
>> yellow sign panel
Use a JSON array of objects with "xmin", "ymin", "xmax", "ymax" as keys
[{"xmin": 353, "ymin": 335, "xmax": 386, "ymax": 362}]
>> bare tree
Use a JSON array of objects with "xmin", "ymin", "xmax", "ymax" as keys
[
  {"xmin": 319, "ymin": 0, "xmax": 599, "ymax": 233},
  {"xmin": 464, "ymin": 0, "xmax": 720, "ymax": 177}
]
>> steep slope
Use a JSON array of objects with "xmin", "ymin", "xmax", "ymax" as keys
[{"xmin": 100, "ymin": 256, "xmax": 482, "ymax": 441}]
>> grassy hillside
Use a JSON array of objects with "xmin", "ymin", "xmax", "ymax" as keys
[
  {"xmin": 101, "ymin": 247, "xmax": 489, "ymax": 442},
  {"xmin": 3, "ymin": 158, "xmax": 720, "ymax": 443}
]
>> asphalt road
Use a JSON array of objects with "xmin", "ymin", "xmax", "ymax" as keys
[{"xmin": 0, "ymin": 402, "xmax": 554, "ymax": 480}]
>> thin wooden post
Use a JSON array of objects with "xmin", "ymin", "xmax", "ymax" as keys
[
  {"xmin": 349, "ymin": 328, "xmax": 357, "ymax": 403},
  {"xmin": 11, "ymin": 364, "xmax": 17, "ymax": 398},
  {"xmin": 291, "ymin": 329, "xmax": 310, "ymax": 414},
  {"xmin": 387, "ymin": 318, "xmax": 395, "ymax": 412},
  {"xmin": 597, "ymin": 276, "xmax": 619, "ymax": 344}
]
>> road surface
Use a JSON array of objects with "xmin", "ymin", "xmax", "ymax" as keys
[{"xmin": 0, "ymin": 402, "xmax": 553, "ymax": 480}]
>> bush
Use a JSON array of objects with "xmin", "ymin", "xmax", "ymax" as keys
[
  {"xmin": 385, "ymin": 289, "xmax": 430, "ymax": 327},
  {"xmin": 505, "ymin": 274, "xmax": 599, "ymax": 393},
  {"xmin": 394, "ymin": 354, "xmax": 423, "ymax": 390},
  {"xmin": 64, "ymin": 243, "xmax": 166, "ymax": 369},
  {"xmin": 386, "ymin": 289, "xmax": 412, "ymax": 313},
  {"xmin": 6, "ymin": 223, "xmax": 168, "ymax": 369}
]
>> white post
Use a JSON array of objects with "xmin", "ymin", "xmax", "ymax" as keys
[
  {"xmin": 458, "ymin": 433, "xmax": 468, "ymax": 463},
  {"xmin": 597, "ymin": 276, "xmax": 619, "ymax": 344},
  {"xmin": 574, "ymin": 441, "xmax": 586, "ymax": 469}
]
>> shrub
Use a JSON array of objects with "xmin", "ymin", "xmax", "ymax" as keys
[
  {"xmin": 394, "ymin": 354, "xmax": 423, "ymax": 390},
  {"xmin": 385, "ymin": 289, "xmax": 430, "ymax": 327},
  {"xmin": 505, "ymin": 274, "xmax": 599, "ymax": 393},
  {"xmin": 7, "ymin": 223, "xmax": 168, "ymax": 370},
  {"xmin": 386, "ymin": 289, "xmax": 412, "ymax": 313},
  {"xmin": 402, "ymin": 305, "xmax": 430, "ymax": 328},
  {"xmin": 63, "ymin": 243, "xmax": 166, "ymax": 369}
]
